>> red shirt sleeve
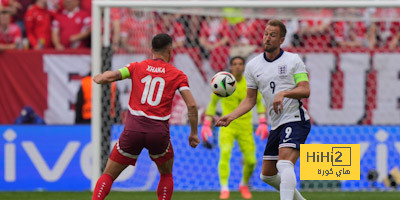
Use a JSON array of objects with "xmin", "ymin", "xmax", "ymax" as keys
[
  {"xmin": 177, "ymin": 71, "xmax": 189, "ymax": 90},
  {"xmin": 126, "ymin": 62, "xmax": 137, "ymax": 77}
]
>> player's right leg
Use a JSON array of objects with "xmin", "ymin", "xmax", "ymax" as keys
[
  {"xmin": 218, "ymin": 127, "xmax": 235, "ymax": 199},
  {"xmin": 92, "ymin": 142, "xmax": 136, "ymax": 200},
  {"xmin": 236, "ymin": 127, "xmax": 256, "ymax": 199}
]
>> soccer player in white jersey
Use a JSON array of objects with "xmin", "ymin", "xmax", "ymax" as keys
[{"xmin": 216, "ymin": 19, "xmax": 310, "ymax": 200}]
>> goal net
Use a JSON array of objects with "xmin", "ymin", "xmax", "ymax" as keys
[{"xmin": 91, "ymin": 0, "xmax": 400, "ymax": 191}]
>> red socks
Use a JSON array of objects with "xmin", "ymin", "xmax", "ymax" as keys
[
  {"xmin": 92, "ymin": 173, "xmax": 173, "ymax": 200},
  {"xmin": 92, "ymin": 174, "xmax": 114, "ymax": 200},
  {"xmin": 157, "ymin": 174, "xmax": 174, "ymax": 200}
]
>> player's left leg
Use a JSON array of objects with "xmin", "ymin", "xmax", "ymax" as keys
[{"xmin": 237, "ymin": 128, "xmax": 256, "ymax": 199}]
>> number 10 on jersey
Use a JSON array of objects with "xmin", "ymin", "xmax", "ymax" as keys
[{"xmin": 141, "ymin": 75, "xmax": 165, "ymax": 106}]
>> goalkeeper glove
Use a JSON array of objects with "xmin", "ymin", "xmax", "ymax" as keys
[
  {"xmin": 255, "ymin": 116, "xmax": 269, "ymax": 140},
  {"xmin": 201, "ymin": 117, "xmax": 213, "ymax": 143}
]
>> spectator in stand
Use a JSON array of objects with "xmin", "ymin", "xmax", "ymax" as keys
[
  {"xmin": 333, "ymin": 8, "xmax": 368, "ymax": 48},
  {"xmin": 177, "ymin": 14, "xmax": 205, "ymax": 79},
  {"xmin": 24, "ymin": 0, "xmax": 52, "ymax": 49},
  {"xmin": 199, "ymin": 16, "xmax": 231, "ymax": 72},
  {"xmin": 157, "ymin": 12, "xmax": 186, "ymax": 49},
  {"xmin": 369, "ymin": 8, "xmax": 400, "ymax": 49},
  {"xmin": 0, "ymin": 8, "xmax": 22, "ymax": 50},
  {"xmin": 119, "ymin": 9, "xmax": 153, "ymax": 54},
  {"xmin": 245, "ymin": 18, "xmax": 269, "ymax": 47},
  {"xmin": 12, "ymin": 0, "xmax": 35, "ymax": 37},
  {"xmin": 51, "ymin": 0, "xmax": 90, "ymax": 50},
  {"xmin": 225, "ymin": 8, "xmax": 258, "ymax": 58},
  {"xmin": 295, "ymin": 8, "xmax": 333, "ymax": 48},
  {"xmin": 157, "ymin": 11, "xmax": 203, "ymax": 67}
]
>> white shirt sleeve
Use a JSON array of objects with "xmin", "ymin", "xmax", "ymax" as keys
[
  {"xmin": 293, "ymin": 54, "xmax": 308, "ymax": 74},
  {"xmin": 244, "ymin": 62, "xmax": 258, "ymax": 89}
]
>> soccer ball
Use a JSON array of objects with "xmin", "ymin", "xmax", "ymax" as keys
[{"xmin": 210, "ymin": 71, "xmax": 236, "ymax": 97}]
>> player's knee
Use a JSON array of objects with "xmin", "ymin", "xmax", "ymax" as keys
[
  {"xmin": 157, "ymin": 159, "xmax": 173, "ymax": 174},
  {"xmin": 244, "ymin": 157, "xmax": 256, "ymax": 167},
  {"xmin": 220, "ymin": 147, "xmax": 232, "ymax": 158},
  {"xmin": 276, "ymin": 160, "xmax": 294, "ymax": 173},
  {"xmin": 260, "ymin": 174, "xmax": 273, "ymax": 184}
]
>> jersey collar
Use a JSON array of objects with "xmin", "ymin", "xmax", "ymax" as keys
[{"xmin": 263, "ymin": 49, "xmax": 284, "ymax": 63}]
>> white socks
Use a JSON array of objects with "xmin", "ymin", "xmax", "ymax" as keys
[
  {"xmin": 277, "ymin": 160, "xmax": 296, "ymax": 200},
  {"xmin": 260, "ymin": 160, "xmax": 305, "ymax": 200}
]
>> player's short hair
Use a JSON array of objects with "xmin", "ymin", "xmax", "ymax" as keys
[
  {"xmin": 152, "ymin": 33, "xmax": 173, "ymax": 52},
  {"xmin": 266, "ymin": 19, "xmax": 287, "ymax": 38},
  {"xmin": 230, "ymin": 56, "xmax": 245, "ymax": 65}
]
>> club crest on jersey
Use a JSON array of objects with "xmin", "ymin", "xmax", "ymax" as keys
[
  {"xmin": 147, "ymin": 65, "xmax": 166, "ymax": 73},
  {"xmin": 278, "ymin": 64, "xmax": 288, "ymax": 78}
]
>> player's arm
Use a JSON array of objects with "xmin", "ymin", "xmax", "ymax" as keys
[
  {"xmin": 215, "ymin": 88, "xmax": 258, "ymax": 127},
  {"xmin": 273, "ymin": 73, "xmax": 310, "ymax": 114},
  {"xmin": 180, "ymin": 89, "xmax": 200, "ymax": 148},
  {"xmin": 93, "ymin": 67, "xmax": 129, "ymax": 84}
]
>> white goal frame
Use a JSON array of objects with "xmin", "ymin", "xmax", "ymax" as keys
[{"xmin": 91, "ymin": 0, "xmax": 400, "ymax": 190}]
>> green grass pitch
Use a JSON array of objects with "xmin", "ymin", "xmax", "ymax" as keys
[{"xmin": 1, "ymin": 191, "xmax": 400, "ymax": 200}]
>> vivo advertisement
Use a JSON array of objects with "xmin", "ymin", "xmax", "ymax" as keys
[{"xmin": 0, "ymin": 125, "xmax": 399, "ymax": 191}]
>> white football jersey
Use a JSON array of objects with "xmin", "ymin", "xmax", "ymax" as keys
[{"xmin": 245, "ymin": 50, "xmax": 310, "ymax": 130}]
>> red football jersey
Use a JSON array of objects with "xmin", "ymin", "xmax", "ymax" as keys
[{"xmin": 125, "ymin": 59, "xmax": 190, "ymax": 121}]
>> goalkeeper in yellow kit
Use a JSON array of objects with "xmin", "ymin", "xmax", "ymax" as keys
[{"xmin": 201, "ymin": 56, "xmax": 268, "ymax": 199}]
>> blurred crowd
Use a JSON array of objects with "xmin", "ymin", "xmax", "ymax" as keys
[
  {"xmin": 0, "ymin": 0, "xmax": 91, "ymax": 50},
  {"xmin": 1, "ymin": 1, "xmax": 399, "ymax": 72}
]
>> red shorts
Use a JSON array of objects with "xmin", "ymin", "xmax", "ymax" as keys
[{"xmin": 110, "ymin": 114, "xmax": 174, "ymax": 166}]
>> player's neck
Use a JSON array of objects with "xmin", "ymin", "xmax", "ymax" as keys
[
  {"xmin": 265, "ymin": 48, "xmax": 281, "ymax": 61},
  {"xmin": 152, "ymin": 54, "xmax": 169, "ymax": 63},
  {"xmin": 235, "ymin": 74, "xmax": 242, "ymax": 82}
]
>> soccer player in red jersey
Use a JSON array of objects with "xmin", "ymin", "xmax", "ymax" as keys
[{"xmin": 91, "ymin": 33, "xmax": 200, "ymax": 200}]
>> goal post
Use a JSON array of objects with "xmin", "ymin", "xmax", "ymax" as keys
[{"xmin": 91, "ymin": 0, "xmax": 400, "ymax": 191}]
